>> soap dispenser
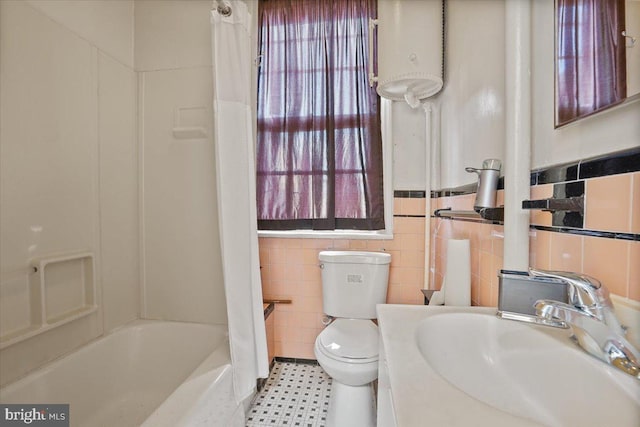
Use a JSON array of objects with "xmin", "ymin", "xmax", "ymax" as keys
[{"xmin": 465, "ymin": 159, "xmax": 501, "ymax": 210}]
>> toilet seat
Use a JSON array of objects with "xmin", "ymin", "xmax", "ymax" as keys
[{"xmin": 316, "ymin": 319, "xmax": 379, "ymax": 363}]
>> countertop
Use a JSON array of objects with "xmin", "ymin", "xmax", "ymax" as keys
[{"xmin": 377, "ymin": 304, "xmax": 550, "ymax": 427}]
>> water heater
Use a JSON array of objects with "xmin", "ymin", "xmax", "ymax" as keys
[{"xmin": 370, "ymin": 0, "xmax": 444, "ymax": 103}]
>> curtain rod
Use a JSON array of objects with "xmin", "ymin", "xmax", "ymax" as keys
[{"xmin": 213, "ymin": 0, "xmax": 232, "ymax": 17}]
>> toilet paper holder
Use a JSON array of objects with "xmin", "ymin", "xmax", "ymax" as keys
[{"xmin": 521, "ymin": 181, "xmax": 585, "ymax": 228}]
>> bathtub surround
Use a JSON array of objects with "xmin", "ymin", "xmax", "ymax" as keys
[
  {"xmin": 1, "ymin": 0, "xmax": 231, "ymax": 389},
  {"xmin": 23, "ymin": 0, "xmax": 134, "ymax": 67},
  {"xmin": 0, "ymin": 0, "xmax": 138, "ymax": 387},
  {"xmin": 0, "ymin": 321, "xmax": 237, "ymax": 427},
  {"xmin": 136, "ymin": 0, "xmax": 226, "ymax": 325},
  {"xmin": 211, "ymin": 1, "xmax": 269, "ymax": 403},
  {"xmin": 1, "ymin": 2, "xmax": 250, "ymax": 424}
]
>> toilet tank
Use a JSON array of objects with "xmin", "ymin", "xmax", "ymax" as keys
[{"xmin": 318, "ymin": 251, "xmax": 391, "ymax": 319}]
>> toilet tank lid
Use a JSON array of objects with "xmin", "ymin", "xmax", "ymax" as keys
[{"xmin": 318, "ymin": 251, "xmax": 391, "ymax": 265}]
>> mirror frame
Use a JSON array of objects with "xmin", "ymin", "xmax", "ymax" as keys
[{"xmin": 554, "ymin": 0, "xmax": 628, "ymax": 128}]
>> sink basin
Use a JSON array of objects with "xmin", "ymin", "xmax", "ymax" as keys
[{"xmin": 415, "ymin": 312, "xmax": 640, "ymax": 426}]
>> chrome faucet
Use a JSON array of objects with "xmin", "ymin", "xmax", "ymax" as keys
[
  {"xmin": 531, "ymin": 269, "xmax": 640, "ymax": 379},
  {"xmin": 529, "ymin": 269, "xmax": 625, "ymax": 334}
]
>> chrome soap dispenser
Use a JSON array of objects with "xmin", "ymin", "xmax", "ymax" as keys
[{"xmin": 466, "ymin": 159, "xmax": 501, "ymax": 211}]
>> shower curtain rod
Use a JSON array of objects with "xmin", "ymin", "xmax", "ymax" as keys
[{"xmin": 214, "ymin": 0, "xmax": 232, "ymax": 17}]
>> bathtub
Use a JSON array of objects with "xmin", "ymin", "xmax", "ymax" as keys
[{"xmin": 0, "ymin": 320, "xmax": 244, "ymax": 427}]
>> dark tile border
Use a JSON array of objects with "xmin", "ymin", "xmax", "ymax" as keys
[
  {"xmin": 394, "ymin": 190, "xmax": 427, "ymax": 198},
  {"xmin": 430, "ymin": 220, "xmax": 640, "ymax": 241},
  {"xmin": 392, "ymin": 192, "xmax": 427, "ymax": 218},
  {"xmin": 393, "ymin": 190, "xmax": 427, "ymax": 218},
  {"xmin": 429, "ymin": 148, "xmax": 640, "ymax": 243},
  {"xmin": 531, "ymin": 146, "xmax": 640, "ymax": 186},
  {"xmin": 430, "ymin": 214, "xmax": 502, "ymax": 226},
  {"xmin": 275, "ymin": 357, "xmax": 319, "ymax": 365},
  {"xmin": 433, "ymin": 146, "xmax": 640, "ymax": 197},
  {"xmin": 534, "ymin": 163, "xmax": 579, "ymax": 185},
  {"xmin": 578, "ymin": 147, "xmax": 640, "ymax": 180},
  {"xmin": 531, "ymin": 225, "xmax": 640, "ymax": 242},
  {"xmin": 430, "ymin": 182, "xmax": 478, "ymax": 198}
]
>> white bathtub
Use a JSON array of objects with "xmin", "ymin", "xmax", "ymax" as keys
[{"xmin": 0, "ymin": 320, "xmax": 244, "ymax": 427}]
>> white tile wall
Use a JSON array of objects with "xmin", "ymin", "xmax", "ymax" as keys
[
  {"xmin": 25, "ymin": 0, "xmax": 134, "ymax": 68},
  {"xmin": 98, "ymin": 52, "xmax": 139, "ymax": 331},
  {"xmin": 0, "ymin": 0, "xmax": 136, "ymax": 386},
  {"xmin": 139, "ymin": 66, "xmax": 226, "ymax": 324},
  {"xmin": 134, "ymin": 0, "xmax": 213, "ymax": 71}
]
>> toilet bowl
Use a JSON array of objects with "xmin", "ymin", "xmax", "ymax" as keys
[
  {"xmin": 315, "ymin": 319, "xmax": 380, "ymax": 427},
  {"xmin": 314, "ymin": 319, "xmax": 379, "ymax": 386},
  {"xmin": 315, "ymin": 251, "xmax": 391, "ymax": 427}
]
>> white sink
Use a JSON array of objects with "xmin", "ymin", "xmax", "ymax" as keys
[
  {"xmin": 415, "ymin": 312, "xmax": 640, "ymax": 426},
  {"xmin": 377, "ymin": 305, "xmax": 640, "ymax": 427}
]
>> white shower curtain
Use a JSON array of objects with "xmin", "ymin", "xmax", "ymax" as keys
[{"xmin": 211, "ymin": 0, "xmax": 269, "ymax": 404}]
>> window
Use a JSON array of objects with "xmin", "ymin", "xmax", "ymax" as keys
[{"xmin": 256, "ymin": 0, "xmax": 384, "ymax": 231}]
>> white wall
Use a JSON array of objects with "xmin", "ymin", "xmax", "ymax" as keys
[
  {"xmin": 0, "ymin": 0, "xmax": 137, "ymax": 386},
  {"xmin": 135, "ymin": 0, "xmax": 227, "ymax": 324},
  {"xmin": 436, "ymin": 0, "xmax": 506, "ymax": 189},
  {"xmin": 627, "ymin": 0, "xmax": 640, "ymax": 96},
  {"xmin": 417, "ymin": 0, "xmax": 639, "ymax": 190},
  {"xmin": 531, "ymin": 0, "xmax": 640, "ymax": 168},
  {"xmin": 392, "ymin": 102, "xmax": 428, "ymax": 191},
  {"xmin": 388, "ymin": 1, "xmax": 506, "ymax": 192}
]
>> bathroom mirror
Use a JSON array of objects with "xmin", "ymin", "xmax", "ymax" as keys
[{"xmin": 555, "ymin": 0, "xmax": 639, "ymax": 127}]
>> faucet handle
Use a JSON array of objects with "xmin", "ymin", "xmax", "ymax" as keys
[
  {"xmin": 530, "ymin": 268, "xmax": 626, "ymax": 336},
  {"xmin": 529, "ymin": 268, "xmax": 601, "ymax": 290},
  {"xmin": 529, "ymin": 268, "xmax": 606, "ymax": 308}
]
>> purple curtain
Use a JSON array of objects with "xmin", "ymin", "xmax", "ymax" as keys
[
  {"xmin": 256, "ymin": 0, "xmax": 383, "ymax": 230},
  {"xmin": 556, "ymin": 0, "xmax": 626, "ymax": 126}
]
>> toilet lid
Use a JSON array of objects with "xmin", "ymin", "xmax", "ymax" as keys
[{"xmin": 318, "ymin": 319, "xmax": 378, "ymax": 359}]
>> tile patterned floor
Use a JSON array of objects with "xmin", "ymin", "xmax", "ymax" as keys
[{"xmin": 246, "ymin": 361, "xmax": 332, "ymax": 427}]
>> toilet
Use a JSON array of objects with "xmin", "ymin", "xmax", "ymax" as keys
[{"xmin": 314, "ymin": 251, "xmax": 391, "ymax": 427}]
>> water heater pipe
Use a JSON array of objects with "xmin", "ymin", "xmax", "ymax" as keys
[
  {"xmin": 503, "ymin": 0, "xmax": 531, "ymax": 271},
  {"xmin": 422, "ymin": 102, "xmax": 436, "ymax": 289}
]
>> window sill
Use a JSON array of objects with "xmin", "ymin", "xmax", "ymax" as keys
[{"xmin": 257, "ymin": 229, "xmax": 393, "ymax": 240}]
